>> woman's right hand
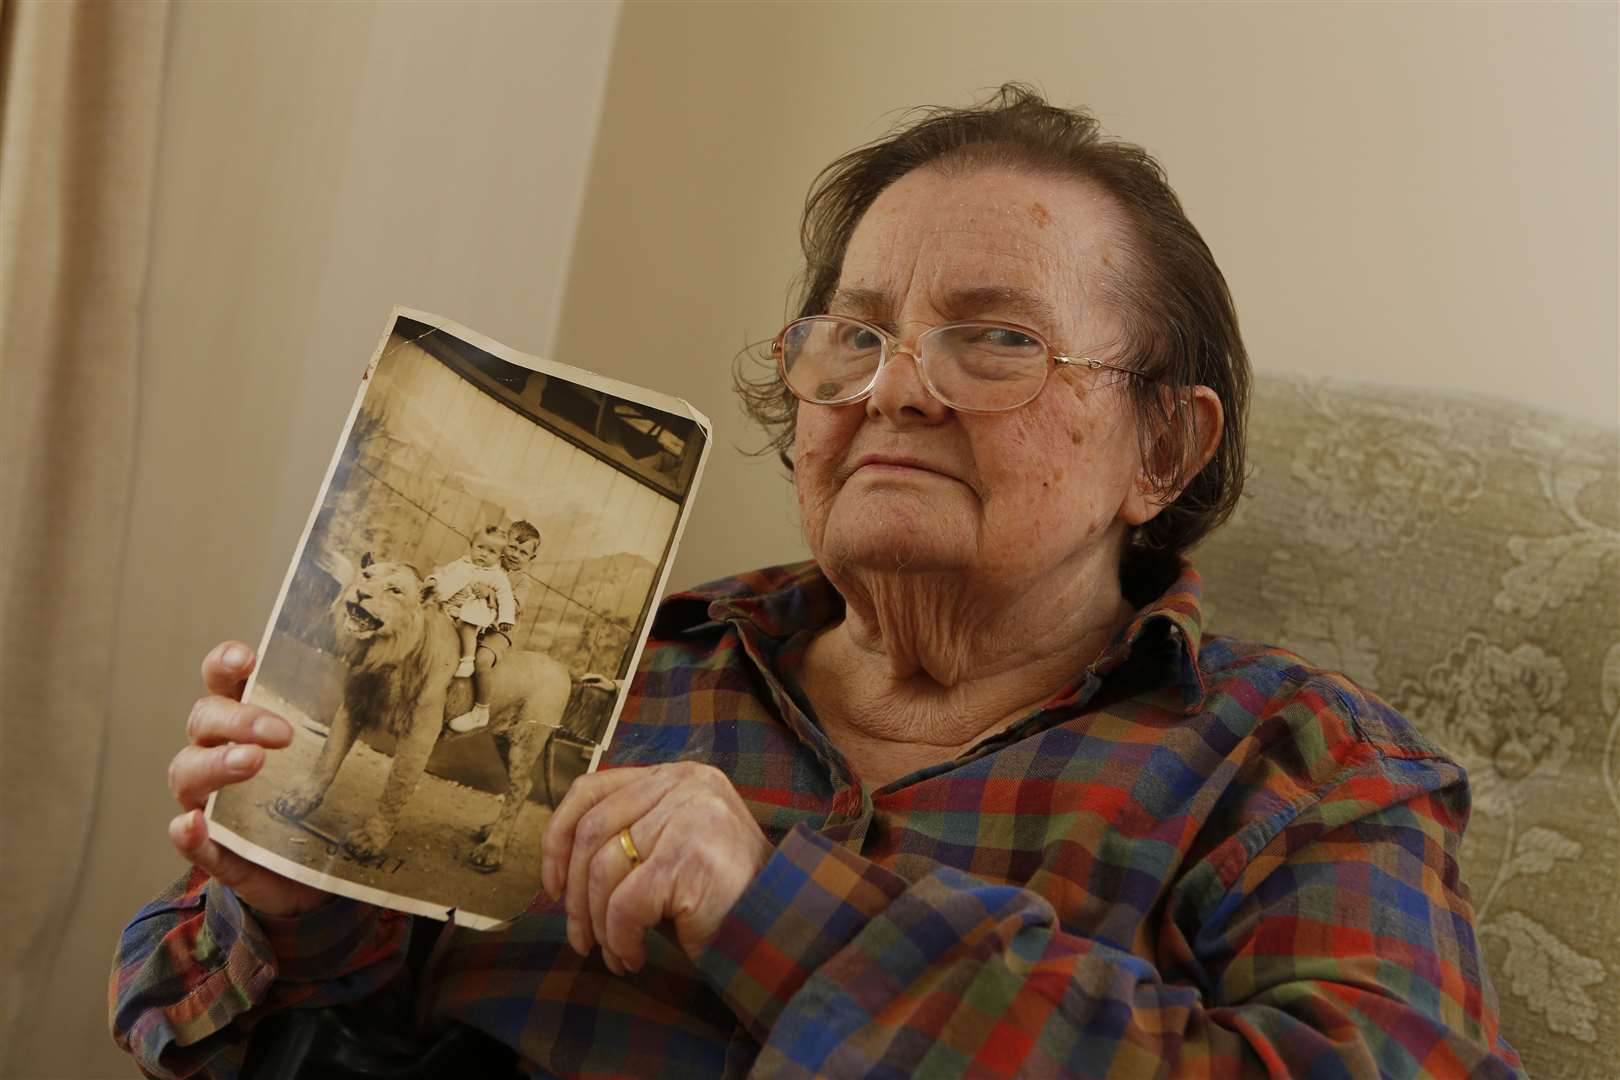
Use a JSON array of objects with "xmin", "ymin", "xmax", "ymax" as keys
[{"xmin": 167, "ymin": 641, "xmax": 334, "ymax": 917}]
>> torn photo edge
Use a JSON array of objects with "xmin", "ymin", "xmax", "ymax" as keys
[{"xmin": 204, "ymin": 305, "xmax": 714, "ymax": 930}]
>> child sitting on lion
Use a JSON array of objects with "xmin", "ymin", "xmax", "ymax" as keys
[
  {"xmin": 456, "ymin": 520, "xmax": 541, "ymax": 732},
  {"xmin": 426, "ymin": 520, "xmax": 543, "ymax": 733},
  {"xmin": 424, "ymin": 525, "xmax": 516, "ymax": 731}
]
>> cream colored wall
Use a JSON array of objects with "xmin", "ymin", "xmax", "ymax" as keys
[
  {"xmin": 557, "ymin": 0, "xmax": 1618, "ymax": 593},
  {"xmin": 17, "ymin": 2, "xmax": 620, "ymax": 1077}
]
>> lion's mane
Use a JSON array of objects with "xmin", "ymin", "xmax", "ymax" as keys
[{"xmin": 331, "ymin": 563, "xmax": 459, "ymax": 739}]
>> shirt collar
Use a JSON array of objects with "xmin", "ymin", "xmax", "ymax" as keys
[
  {"xmin": 1084, "ymin": 554, "xmax": 1208, "ymax": 714},
  {"xmin": 659, "ymin": 555, "xmax": 1208, "ymax": 714},
  {"xmin": 654, "ymin": 560, "xmax": 836, "ymax": 640}
]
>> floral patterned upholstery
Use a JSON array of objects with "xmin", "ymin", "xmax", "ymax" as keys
[{"xmin": 1196, "ymin": 373, "xmax": 1619, "ymax": 1078}]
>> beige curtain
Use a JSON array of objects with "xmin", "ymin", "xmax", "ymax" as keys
[{"xmin": 0, "ymin": 0, "xmax": 169, "ymax": 1065}]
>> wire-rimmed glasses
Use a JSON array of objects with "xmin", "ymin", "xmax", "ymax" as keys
[{"xmin": 770, "ymin": 314, "xmax": 1138, "ymax": 413}]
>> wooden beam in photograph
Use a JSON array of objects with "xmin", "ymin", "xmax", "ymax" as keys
[{"xmin": 402, "ymin": 320, "xmax": 696, "ymax": 501}]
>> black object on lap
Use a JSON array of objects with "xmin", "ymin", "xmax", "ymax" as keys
[{"xmin": 240, "ymin": 1008, "xmax": 522, "ymax": 1080}]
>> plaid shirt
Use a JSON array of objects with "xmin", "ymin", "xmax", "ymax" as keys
[{"xmin": 111, "ymin": 560, "xmax": 1523, "ymax": 1078}]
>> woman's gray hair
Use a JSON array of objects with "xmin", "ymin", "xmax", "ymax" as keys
[{"xmin": 736, "ymin": 83, "xmax": 1250, "ymax": 556}]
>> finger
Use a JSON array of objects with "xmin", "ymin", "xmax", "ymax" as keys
[
  {"xmin": 603, "ymin": 859, "xmax": 673, "ymax": 974},
  {"xmin": 542, "ymin": 764, "xmax": 667, "ymax": 898},
  {"xmin": 583, "ymin": 813, "xmax": 671, "ymax": 962},
  {"xmin": 585, "ymin": 791, "xmax": 693, "ymax": 956},
  {"xmin": 169, "ymin": 809, "xmax": 272, "ymax": 894},
  {"xmin": 168, "ymin": 743, "xmax": 267, "ymax": 810},
  {"xmin": 602, "ymin": 781, "xmax": 773, "ymax": 969},
  {"xmin": 561, "ymin": 771, "xmax": 680, "ymax": 954},
  {"xmin": 202, "ymin": 641, "xmax": 257, "ymax": 700},
  {"xmin": 590, "ymin": 784, "xmax": 721, "ymax": 969},
  {"xmin": 186, "ymin": 695, "xmax": 291, "ymax": 749}
]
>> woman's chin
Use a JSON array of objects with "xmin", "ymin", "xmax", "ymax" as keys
[
  {"xmin": 804, "ymin": 485, "xmax": 980, "ymax": 575},
  {"xmin": 818, "ymin": 523, "xmax": 971, "ymax": 577}
]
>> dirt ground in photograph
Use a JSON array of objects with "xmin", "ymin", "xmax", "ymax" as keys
[{"xmin": 211, "ymin": 687, "xmax": 551, "ymax": 921}]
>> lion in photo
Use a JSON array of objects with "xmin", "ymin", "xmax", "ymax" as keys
[{"xmin": 272, "ymin": 553, "xmax": 577, "ymax": 871}]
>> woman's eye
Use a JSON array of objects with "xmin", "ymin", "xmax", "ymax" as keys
[
  {"xmin": 840, "ymin": 326, "xmax": 882, "ymax": 350},
  {"xmin": 980, "ymin": 327, "xmax": 1038, "ymax": 349}
]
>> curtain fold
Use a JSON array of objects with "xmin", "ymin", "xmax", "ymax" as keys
[{"xmin": 0, "ymin": 0, "xmax": 169, "ymax": 1063}]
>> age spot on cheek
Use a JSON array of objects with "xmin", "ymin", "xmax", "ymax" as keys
[{"xmin": 1028, "ymin": 200, "xmax": 1051, "ymax": 229}]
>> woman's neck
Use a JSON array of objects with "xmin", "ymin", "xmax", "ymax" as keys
[{"xmin": 799, "ymin": 559, "xmax": 1135, "ymax": 789}]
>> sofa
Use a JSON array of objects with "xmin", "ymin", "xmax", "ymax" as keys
[{"xmin": 1195, "ymin": 373, "xmax": 1619, "ymax": 1078}]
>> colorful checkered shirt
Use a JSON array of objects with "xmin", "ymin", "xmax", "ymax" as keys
[{"xmin": 112, "ymin": 560, "xmax": 1524, "ymax": 1078}]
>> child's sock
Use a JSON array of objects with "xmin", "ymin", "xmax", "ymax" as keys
[
  {"xmin": 455, "ymin": 655, "xmax": 475, "ymax": 678},
  {"xmin": 449, "ymin": 702, "xmax": 490, "ymax": 733}
]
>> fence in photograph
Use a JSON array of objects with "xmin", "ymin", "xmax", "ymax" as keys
[{"xmin": 271, "ymin": 337, "xmax": 681, "ymax": 691}]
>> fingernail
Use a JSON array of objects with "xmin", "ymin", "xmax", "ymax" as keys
[
  {"xmin": 253, "ymin": 715, "xmax": 287, "ymax": 742},
  {"xmin": 566, "ymin": 922, "xmax": 584, "ymax": 955},
  {"xmin": 227, "ymin": 746, "xmax": 258, "ymax": 771},
  {"xmin": 223, "ymin": 645, "xmax": 249, "ymax": 670}
]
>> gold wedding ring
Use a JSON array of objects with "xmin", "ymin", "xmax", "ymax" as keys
[{"xmin": 617, "ymin": 827, "xmax": 641, "ymax": 868}]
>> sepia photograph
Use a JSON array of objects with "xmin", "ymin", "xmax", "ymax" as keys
[{"xmin": 206, "ymin": 309, "xmax": 709, "ymax": 927}]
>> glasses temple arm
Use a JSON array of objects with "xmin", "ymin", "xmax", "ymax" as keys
[{"xmin": 1054, "ymin": 355, "xmax": 1140, "ymax": 376}]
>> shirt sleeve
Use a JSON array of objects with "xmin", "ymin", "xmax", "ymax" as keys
[
  {"xmin": 431, "ymin": 560, "xmax": 472, "ymax": 599},
  {"xmin": 109, "ymin": 867, "xmax": 410, "ymax": 1079},
  {"xmin": 696, "ymin": 735, "xmax": 1524, "ymax": 1077},
  {"xmin": 493, "ymin": 570, "xmax": 516, "ymax": 627}
]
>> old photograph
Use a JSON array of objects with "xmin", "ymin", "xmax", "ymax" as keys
[{"xmin": 206, "ymin": 309, "xmax": 710, "ymax": 928}]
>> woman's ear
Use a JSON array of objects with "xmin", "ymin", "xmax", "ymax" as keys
[{"xmin": 1121, "ymin": 385, "xmax": 1224, "ymax": 526}]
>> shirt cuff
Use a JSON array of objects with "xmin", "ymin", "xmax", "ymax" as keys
[
  {"xmin": 212, "ymin": 880, "xmax": 404, "ymax": 983},
  {"xmin": 695, "ymin": 823, "xmax": 906, "ymax": 1040}
]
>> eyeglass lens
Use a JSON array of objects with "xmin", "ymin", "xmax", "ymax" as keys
[{"xmin": 779, "ymin": 317, "xmax": 1050, "ymax": 411}]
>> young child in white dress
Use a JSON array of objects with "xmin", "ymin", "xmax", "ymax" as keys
[
  {"xmin": 445, "ymin": 519, "xmax": 541, "ymax": 733},
  {"xmin": 424, "ymin": 525, "xmax": 516, "ymax": 683}
]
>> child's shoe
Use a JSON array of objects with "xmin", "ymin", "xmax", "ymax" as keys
[
  {"xmin": 449, "ymin": 702, "xmax": 490, "ymax": 733},
  {"xmin": 455, "ymin": 656, "xmax": 475, "ymax": 678}
]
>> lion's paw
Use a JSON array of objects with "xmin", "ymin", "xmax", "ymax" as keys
[
  {"xmin": 273, "ymin": 785, "xmax": 324, "ymax": 820},
  {"xmin": 469, "ymin": 839, "xmax": 505, "ymax": 872},
  {"xmin": 344, "ymin": 816, "xmax": 394, "ymax": 861}
]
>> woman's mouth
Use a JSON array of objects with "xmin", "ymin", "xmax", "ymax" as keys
[{"xmin": 851, "ymin": 454, "xmax": 954, "ymax": 480}]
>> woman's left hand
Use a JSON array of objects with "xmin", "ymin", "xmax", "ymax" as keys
[{"xmin": 540, "ymin": 762, "xmax": 773, "ymax": 974}]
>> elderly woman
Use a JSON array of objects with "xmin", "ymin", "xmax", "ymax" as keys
[{"xmin": 113, "ymin": 87, "xmax": 1522, "ymax": 1078}]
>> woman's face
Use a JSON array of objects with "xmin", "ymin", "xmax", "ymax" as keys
[{"xmin": 793, "ymin": 166, "xmax": 1159, "ymax": 597}]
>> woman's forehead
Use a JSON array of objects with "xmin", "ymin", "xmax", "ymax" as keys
[{"xmin": 838, "ymin": 166, "xmax": 1122, "ymax": 326}]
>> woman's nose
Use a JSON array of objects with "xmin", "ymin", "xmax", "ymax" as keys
[{"xmin": 865, "ymin": 346, "xmax": 950, "ymax": 425}]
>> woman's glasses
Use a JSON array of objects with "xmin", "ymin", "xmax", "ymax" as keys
[{"xmin": 771, "ymin": 315, "xmax": 1138, "ymax": 413}]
